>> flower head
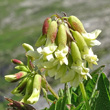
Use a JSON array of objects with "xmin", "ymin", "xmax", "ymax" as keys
[
  {"xmin": 82, "ymin": 30, "xmax": 101, "ymax": 47},
  {"xmin": 60, "ymin": 62, "xmax": 90, "ymax": 87},
  {"xmin": 37, "ymin": 43, "xmax": 57, "ymax": 61},
  {"xmin": 82, "ymin": 48, "xmax": 99, "ymax": 69},
  {"xmin": 55, "ymin": 46, "xmax": 68, "ymax": 65}
]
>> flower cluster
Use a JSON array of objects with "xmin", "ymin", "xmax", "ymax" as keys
[
  {"xmin": 5, "ymin": 44, "xmax": 42, "ymax": 104},
  {"xmin": 27, "ymin": 15, "xmax": 101, "ymax": 87},
  {"xmin": 5, "ymin": 14, "xmax": 101, "ymax": 105}
]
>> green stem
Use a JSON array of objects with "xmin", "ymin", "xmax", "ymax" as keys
[
  {"xmin": 79, "ymin": 82, "xmax": 91, "ymax": 110},
  {"xmin": 46, "ymin": 81, "xmax": 59, "ymax": 100},
  {"xmin": 41, "ymin": 75, "xmax": 59, "ymax": 100}
]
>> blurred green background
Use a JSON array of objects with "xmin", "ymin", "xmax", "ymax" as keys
[{"xmin": 0, "ymin": 0, "xmax": 110, "ymax": 109}]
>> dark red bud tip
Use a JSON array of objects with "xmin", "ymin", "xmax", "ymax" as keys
[
  {"xmin": 15, "ymin": 72, "xmax": 24, "ymax": 79},
  {"xmin": 11, "ymin": 59, "xmax": 23, "ymax": 65},
  {"xmin": 42, "ymin": 17, "xmax": 51, "ymax": 35}
]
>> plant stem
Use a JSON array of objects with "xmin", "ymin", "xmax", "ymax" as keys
[
  {"xmin": 79, "ymin": 82, "xmax": 91, "ymax": 110},
  {"xmin": 41, "ymin": 75, "xmax": 59, "ymax": 100},
  {"xmin": 46, "ymin": 81, "xmax": 59, "ymax": 100}
]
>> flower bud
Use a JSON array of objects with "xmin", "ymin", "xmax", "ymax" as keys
[
  {"xmin": 22, "ymin": 43, "xmax": 34, "ymax": 52},
  {"xmin": 11, "ymin": 77, "xmax": 28, "ymax": 96},
  {"xmin": 21, "ymin": 76, "xmax": 33, "ymax": 103},
  {"xmin": 5, "ymin": 71, "xmax": 27, "ymax": 82},
  {"xmin": 47, "ymin": 20, "xmax": 57, "ymax": 43},
  {"xmin": 42, "ymin": 17, "xmax": 51, "ymax": 35},
  {"xmin": 68, "ymin": 16, "xmax": 86, "ymax": 33},
  {"xmin": 57, "ymin": 24, "xmax": 67, "ymax": 47},
  {"xmin": 15, "ymin": 66, "xmax": 29, "ymax": 72},
  {"xmin": 71, "ymin": 41, "xmax": 82, "ymax": 64},
  {"xmin": 11, "ymin": 59, "xmax": 24, "ymax": 65},
  {"xmin": 71, "ymin": 30, "xmax": 88, "ymax": 53},
  {"xmin": 27, "ymin": 74, "xmax": 41, "ymax": 104}
]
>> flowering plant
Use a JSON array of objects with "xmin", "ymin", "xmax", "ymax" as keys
[{"xmin": 5, "ymin": 14, "xmax": 110, "ymax": 110}]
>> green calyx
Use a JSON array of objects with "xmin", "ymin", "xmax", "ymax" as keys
[
  {"xmin": 57, "ymin": 24, "xmax": 67, "ymax": 47},
  {"xmin": 71, "ymin": 41, "xmax": 82, "ymax": 64},
  {"xmin": 68, "ymin": 15, "xmax": 86, "ymax": 33},
  {"xmin": 71, "ymin": 30, "xmax": 89, "ymax": 53},
  {"xmin": 47, "ymin": 20, "xmax": 57, "ymax": 43}
]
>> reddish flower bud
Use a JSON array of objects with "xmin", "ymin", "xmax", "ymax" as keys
[
  {"xmin": 11, "ymin": 59, "xmax": 24, "ymax": 65},
  {"xmin": 68, "ymin": 16, "xmax": 86, "ymax": 34},
  {"xmin": 11, "ymin": 77, "xmax": 28, "ymax": 96},
  {"xmin": 5, "ymin": 72, "xmax": 27, "ymax": 82},
  {"xmin": 15, "ymin": 72, "xmax": 27, "ymax": 79},
  {"xmin": 42, "ymin": 17, "xmax": 51, "ymax": 35},
  {"xmin": 47, "ymin": 21, "xmax": 58, "ymax": 43}
]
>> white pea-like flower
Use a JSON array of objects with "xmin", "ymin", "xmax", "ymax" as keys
[{"xmin": 82, "ymin": 30, "xmax": 101, "ymax": 47}]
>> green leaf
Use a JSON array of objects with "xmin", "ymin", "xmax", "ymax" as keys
[
  {"xmin": 84, "ymin": 65, "xmax": 105, "ymax": 104},
  {"xmin": 48, "ymin": 101, "xmax": 56, "ymax": 110},
  {"xmin": 90, "ymin": 65, "xmax": 105, "ymax": 76},
  {"xmin": 74, "ymin": 101, "xmax": 85, "ymax": 110},
  {"xmin": 55, "ymin": 98, "xmax": 63, "ymax": 110},
  {"xmin": 41, "ymin": 108, "xmax": 48, "ymax": 110},
  {"xmin": 71, "ymin": 86, "xmax": 83, "ymax": 106},
  {"xmin": 94, "ymin": 73, "xmax": 110, "ymax": 110},
  {"xmin": 85, "ymin": 74, "xmax": 99, "ymax": 99},
  {"xmin": 58, "ymin": 88, "xmax": 64, "ymax": 97},
  {"xmin": 47, "ymin": 94, "xmax": 56, "ymax": 102},
  {"xmin": 101, "ymin": 73, "xmax": 110, "ymax": 99},
  {"xmin": 71, "ymin": 90, "xmax": 80, "ymax": 107},
  {"xmin": 35, "ymin": 34, "xmax": 46, "ymax": 47}
]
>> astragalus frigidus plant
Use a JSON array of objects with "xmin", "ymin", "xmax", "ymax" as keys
[{"xmin": 5, "ymin": 14, "xmax": 110, "ymax": 110}]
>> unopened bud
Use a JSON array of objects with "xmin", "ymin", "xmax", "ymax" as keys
[
  {"xmin": 71, "ymin": 30, "xmax": 88, "ymax": 52},
  {"xmin": 42, "ymin": 17, "xmax": 51, "ymax": 35},
  {"xmin": 11, "ymin": 77, "xmax": 28, "ymax": 96},
  {"xmin": 15, "ymin": 66, "xmax": 29, "ymax": 72},
  {"xmin": 5, "ymin": 72, "xmax": 27, "ymax": 82},
  {"xmin": 21, "ymin": 76, "xmax": 34, "ymax": 103},
  {"xmin": 68, "ymin": 16, "xmax": 86, "ymax": 33},
  {"xmin": 27, "ymin": 74, "xmax": 41, "ymax": 104},
  {"xmin": 47, "ymin": 21, "xmax": 57, "ymax": 43},
  {"xmin": 22, "ymin": 43, "xmax": 34, "ymax": 52},
  {"xmin": 71, "ymin": 41, "xmax": 82, "ymax": 64},
  {"xmin": 11, "ymin": 59, "xmax": 24, "ymax": 65},
  {"xmin": 57, "ymin": 24, "xmax": 67, "ymax": 47}
]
